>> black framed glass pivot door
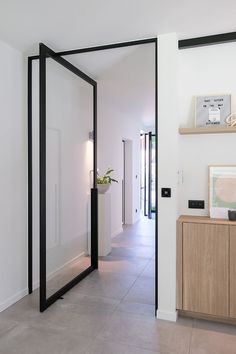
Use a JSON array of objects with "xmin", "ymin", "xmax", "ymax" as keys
[{"xmin": 39, "ymin": 43, "xmax": 98, "ymax": 312}]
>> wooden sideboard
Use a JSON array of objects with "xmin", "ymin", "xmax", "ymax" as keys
[{"xmin": 177, "ymin": 215, "xmax": 236, "ymax": 322}]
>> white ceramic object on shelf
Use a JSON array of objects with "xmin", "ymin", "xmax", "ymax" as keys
[{"xmin": 97, "ymin": 184, "xmax": 110, "ymax": 194}]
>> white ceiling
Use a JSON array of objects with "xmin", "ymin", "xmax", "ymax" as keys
[
  {"xmin": 64, "ymin": 46, "xmax": 138, "ymax": 80},
  {"xmin": 64, "ymin": 44, "xmax": 155, "ymax": 127},
  {"xmin": 0, "ymin": 0, "xmax": 236, "ymax": 54}
]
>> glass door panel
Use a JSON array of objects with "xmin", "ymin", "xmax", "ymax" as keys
[{"xmin": 39, "ymin": 43, "xmax": 97, "ymax": 311}]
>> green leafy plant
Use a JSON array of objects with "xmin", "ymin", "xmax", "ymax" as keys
[{"xmin": 97, "ymin": 168, "xmax": 118, "ymax": 185}]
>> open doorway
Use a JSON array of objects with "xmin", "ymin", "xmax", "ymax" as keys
[
  {"xmin": 122, "ymin": 139, "xmax": 125, "ymax": 225},
  {"xmin": 140, "ymin": 132, "xmax": 156, "ymax": 219},
  {"xmin": 81, "ymin": 42, "xmax": 156, "ymax": 312},
  {"xmin": 28, "ymin": 39, "xmax": 157, "ymax": 313},
  {"xmin": 121, "ymin": 139, "xmax": 133, "ymax": 226}
]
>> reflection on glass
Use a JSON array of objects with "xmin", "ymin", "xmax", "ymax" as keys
[
  {"xmin": 45, "ymin": 58, "xmax": 93, "ymax": 298},
  {"xmin": 151, "ymin": 135, "xmax": 156, "ymax": 214},
  {"xmin": 140, "ymin": 133, "xmax": 156, "ymax": 218},
  {"xmin": 140, "ymin": 134, "xmax": 145, "ymax": 212}
]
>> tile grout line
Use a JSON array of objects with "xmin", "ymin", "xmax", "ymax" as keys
[
  {"xmin": 188, "ymin": 320, "xmax": 195, "ymax": 354},
  {"xmin": 139, "ymin": 257, "xmax": 154, "ymax": 279},
  {"xmin": 93, "ymin": 334, "xmax": 169, "ymax": 354},
  {"xmin": 108, "ymin": 224, "xmax": 155, "ymax": 310}
]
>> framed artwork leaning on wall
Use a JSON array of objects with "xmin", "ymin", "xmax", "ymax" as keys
[{"xmin": 209, "ymin": 165, "xmax": 236, "ymax": 219}]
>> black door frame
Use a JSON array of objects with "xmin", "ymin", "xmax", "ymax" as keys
[
  {"xmin": 179, "ymin": 30, "xmax": 236, "ymax": 49},
  {"xmin": 28, "ymin": 37, "xmax": 158, "ymax": 313}
]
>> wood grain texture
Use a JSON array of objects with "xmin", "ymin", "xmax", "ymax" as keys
[
  {"xmin": 176, "ymin": 220, "xmax": 183, "ymax": 309},
  {"xmin": 182, "ymin": 222, "xmax": 229, "ymax": 317},
  {"xmin": 178, "ymin": 215, "xmax": 236, "ymax": 226},
  {"xmin": 179, "ymin": 126, "xmax": 236, "ymax": 135},
  {"xmin": 230, "ymin": 226, "xmax": 236, "ymax": 318}
]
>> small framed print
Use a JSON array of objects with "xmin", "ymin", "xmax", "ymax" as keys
[
  {"xmin": 195, "ymin": 94, "xmax": 231, "ymax": 127},
  {"xmin": 209, "ymin": 165, "xmax": 236, "ymax": 219}
]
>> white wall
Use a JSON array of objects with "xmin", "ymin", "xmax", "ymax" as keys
[
  {"xmin": 157, "ymin": 36, "xmax": 236, "ymax": 322},
  {"xmin": 97, "ymin": 90, "xmax": 141, "ymax": 236},
  {"xmin": 157, "ymin": 33, "xmax": 179, "ymax": 321},
  {"xmin": 179, "ymin": 42, "xmax": 236, "ymax": 216},
  {"xmin": 0, "ymin": 40, "xmax": 27, "ymax": 311},
  {"xmin": 98, "ymin": 44, "xmax": 155, "ymax": 237}
]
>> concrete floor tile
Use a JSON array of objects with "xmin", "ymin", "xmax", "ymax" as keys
[
  {"xmin": 190, "ymin": 326, "xmax": 236, "ymax": 354},
  {"xmin": 115, "ymin": 301, "xmax": 155, "ymax": 317},
  {"xmin": 26, "ymin": 301, "xmax": 113, "ymax": 338},
  {"xmin": 194, "ymin": 318, "xmax": 236, "ymax": 335},
  {"xmin": 141, "ymin": 259, "xmax": 155, "ymax": 278},
  {"xmin": 98, "ymin": 255, "xmax": 149, "ymax": 276},
  {"xmin": 0, "ymin": 295, "xmax": 41, "ymax": 324},
  {"xmin": 62, "ymin": 292, "xmax": 120, "ymax": 312},
  {"xmin": 123, "ymin": 276, "xmax": 155, "ymax": 305},
  {"xmin": 0, "ymin": 318, "xmax": 18, "ymax": 338},
  {"xmin": 86, "ymin": 340, "xmax": 162, "ymax": 354},
  {"xmin": 0, "ymin": 323, "xmax": 92, "ymax": 354},
  {"xmin": 112, "ymin": 234, "xmax": 155, "ymax": 248},
  {"xmin": 110, "ymin": 244, "xmax": 154, "ymax": 259},
  {"xmin": 69, "ymin": 270, "xmax": 137, "ymax": 300},
  {"xmin": 98, "ymin": 312, "xmax": 192, "ymax": 354}
]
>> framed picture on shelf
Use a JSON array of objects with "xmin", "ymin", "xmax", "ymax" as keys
[
  {"xmin": 209, "ymin": 165, "xmax": 236, "ymax": 219},
  {"xmin": 195, "ymin": 94, "xmax": 231, "ymax": 127}
]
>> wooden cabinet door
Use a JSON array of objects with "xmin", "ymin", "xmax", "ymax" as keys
[
  {"xmin": 230, "ymin": 226, "xmax": 236, "ymax": 318},
  {"xmin": 183, "ymin": 223, "xmax": 229, "ymax": 317}
]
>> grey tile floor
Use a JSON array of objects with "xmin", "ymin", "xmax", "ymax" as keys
[{"xmin": 1, "ymin": 217, "xmax": 236, "ymax": 353}]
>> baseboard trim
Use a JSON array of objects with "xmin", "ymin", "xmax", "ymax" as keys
[
  {"xmin": 178, "ymin": 309, "xmax": 236, "ymax": 325},
  {"xmin": 0, "ymin": 288, "xmax": 28, "ymax": 313},
  {"xmin": 33, "ymin": 251, "xmax": 85, "ymax": 291},
  {"xmin": 111, "ymin": 228, "xmax": 123, "ymax": 238},
  {"xmin": 156, "ymin": 309, "xmax": 178, "ymax": 322}
]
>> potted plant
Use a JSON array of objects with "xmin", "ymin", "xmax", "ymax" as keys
[{"xmin": 97, "ymin": 168, "xmax": 118, "ymax": 194}]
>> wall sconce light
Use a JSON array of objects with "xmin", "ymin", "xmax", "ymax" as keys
[{"xmin": 89, "ymin": 131, "xmax": 94, "ymax": 141}]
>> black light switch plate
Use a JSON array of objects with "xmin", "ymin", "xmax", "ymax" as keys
[
  {"xmin": 188, "ymin": 200, "xmax": 205, "ymax": 209},
  {"xmin": 161, "ymin": 188, "xmax": 171, "ymax": 198}
]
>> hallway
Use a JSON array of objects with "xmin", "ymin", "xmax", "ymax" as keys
[
  {"xmin": 1, "ymin": 218, "xmax": 236, "ymax": 353},
  {"xmin": 83, "ymin": 216, "xmax": 155, "ymax": 312}
]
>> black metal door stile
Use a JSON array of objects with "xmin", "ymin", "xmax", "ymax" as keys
[{"xmin": 39, "ymin": 43, "xmax": 98, "ymax": 312}]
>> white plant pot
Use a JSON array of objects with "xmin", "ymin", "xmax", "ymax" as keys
[{"xmin": 97, "ymin": 184, "xmax": 110, "ymax": 194}]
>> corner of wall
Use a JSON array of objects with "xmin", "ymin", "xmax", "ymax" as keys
[{"xmin": 157, "ymin": 32, "xmax": 179, "ymax": 317}]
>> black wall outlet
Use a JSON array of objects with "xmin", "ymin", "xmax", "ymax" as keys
[
  {"xmin": 161, "ymin": 188, "xmax": 171, "ymax": 198},
  {"xmin": 188, "ymin": 200, "xmax": 205, "ymax": 209}
]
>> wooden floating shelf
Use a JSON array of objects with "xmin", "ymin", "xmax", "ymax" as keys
[{"xmin": 179, "ymin": 126, "xmax": 236, "ymax": 135}]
